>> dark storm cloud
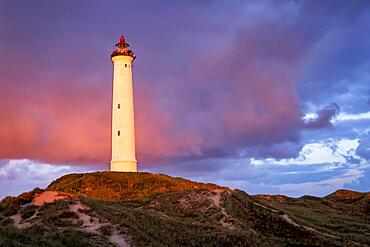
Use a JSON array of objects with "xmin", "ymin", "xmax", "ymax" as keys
[
  {"xmin": 297, "ymin": 1, "xmax": 370, "ymax": 106},
  {"xmin": 304, "ymin": 103, "xmax": 339, "ymax": 129},
  {"xmin": 0, "ymin": 0, "xmax": 369, "ymax": 166}
]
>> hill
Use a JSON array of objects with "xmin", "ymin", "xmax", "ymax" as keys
[
  {"xmin": 0, "ymin": 172, "xmax": 369, "ymax": 246},
  {"xmin": 47, "ymin": 172, "xmax": 223, "ymax": 200}
]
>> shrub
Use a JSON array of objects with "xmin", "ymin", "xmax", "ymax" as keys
[
  {"xmin": 0, "ymin": 217, "xmax": 13, "ymax": 227},
  {"xmin": 20, "ymin": 205, "xmax": 38, "ymax": 219},
  {"xmin": 2, "ymin": 205, "xmax": 18, "ymax": 217},
  {"xmin": 99, "ymin": 225, "xmax": 113, "ymax": 236}
]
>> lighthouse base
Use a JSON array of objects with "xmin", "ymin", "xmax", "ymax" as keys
[{"xmin": 110, "ymin": 160, "xmax": 137, "ymax": 172}]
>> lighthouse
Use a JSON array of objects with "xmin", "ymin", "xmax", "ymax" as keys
[{"xmin": 110, "ymin": 35, "xmax": 137, "ymax": 172}]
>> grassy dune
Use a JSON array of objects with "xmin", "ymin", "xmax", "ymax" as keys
[
  {"xmin": 47, "ymin": 172, "xmax": 223, "ymax": 200},
  {"xmin": 0, "ymin": 172, "xmax": 369, "ymax": 246}
]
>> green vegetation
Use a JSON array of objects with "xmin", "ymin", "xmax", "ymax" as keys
[
  {"xmin": 0, "ymin": 172, "xmax": 369, "ymax": 246},
  {"xmin": 47, "ymin": 172, "xmax": 223, "ymax": 200},
  {"xmin": 99, "ymin": 225, "xmax": 113, "ymax": 236},
  {"xmin": 0, "ymin": 199, "xmax": 113, "ymax": 247},
  {"xmin": 0, "ymin": 188, "xmax": 44, "ymax": 217},
  {"xmin": 20, "ymin": 205, "xmax": 37, "ymax": 220},
  {"xmin": 82, "ymin": 195, "xmax": 256, "ymax": 247},
  {"xmin": 0, "ymin": 225, "xmax": 98, "ymax": 247},
  {"xmin": 35, "ymin": 200, "xmax": 82, "ymax": 228},
  {"xmin": 254, "ymin": 191, "xmax": 370, "ymax": 246}
]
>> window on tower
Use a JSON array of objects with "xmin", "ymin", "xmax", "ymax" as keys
[
  {"xmin": 118, "ymin": 130, "xmax": 120, "ymax": 136},
  {"xmin": 125, "ymin": 64, "xmax": 127, "ymax": 68},
  {"xmin": 118, "ymin": 104, "xmax": 120, "ymax": 109}
]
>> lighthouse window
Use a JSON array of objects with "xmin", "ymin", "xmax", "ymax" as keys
[
  {"xmin": 118, "ymin": 104, "xmax": 120, "ymax": 109},
  {"xmin": 125, "ymin": 64, "xmax": 127, "ymax": 68},
  {"xmin": 118, "ymin": 130, "xmax": 120, "ymax": 136}
]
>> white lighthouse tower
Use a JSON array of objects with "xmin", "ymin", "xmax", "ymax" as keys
[{"xmin": 110, "ymin": 35, "xmax": 137, "ymax": 172}]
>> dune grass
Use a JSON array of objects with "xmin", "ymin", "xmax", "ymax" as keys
[
  {"xmin": 0, "ymin": 172, "xmax": 368, "ymax": 246},
  {"xmin": 47, "ymin": 172, "xmax": 223, "ymax": 200}
]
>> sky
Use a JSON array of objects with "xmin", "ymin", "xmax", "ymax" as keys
[{"xmin": 0, "ymin": 0, "xmax": 369, "ymax": 198}]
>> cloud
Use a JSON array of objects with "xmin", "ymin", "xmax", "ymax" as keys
[
  {"xmin": 276, "ymin": 168, "xmax": 364, "ymax": 197},
  {"xmin": 135, "ymin": 87, "xmax": 203, "ymax": 162},
  {"xmin": 0, "ymin": 159, "xmax": 94, "ymax": 199},
  {"xmin": 304, "ymin": 103, "xmax": 339, "ymax": 129},
  {"xmin": 0, "ymin": 79, "xmax": 111, "ymax": 164},
  {"xmin": 345, "ymin": 167, "xmax": 370, "ymax": 192},
  {"xmin": 147, "ymin": 137, "xmax": 369, "ymax": 197},
  {"xmin": 333, "ymin": 111, "xmax": 370, "ymax": 122},
  {"xmin": 357, "ymin": 137, "xmax": 370, "ymax": 160},
  {"xmin": 251, "ymin": 138, "xmax": 361, "ymax": 166},
  {"xmin": 0, "ymin": 1, "xmax": 369, "ymax": 173},
  {"xmin": 0, "ymin": 159, "xmax": 70, "ymax": 180}
]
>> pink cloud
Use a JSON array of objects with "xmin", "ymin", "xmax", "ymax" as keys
[{"xmin": 0, "ymin": 2, "xmax": 348, "ymax": 165}]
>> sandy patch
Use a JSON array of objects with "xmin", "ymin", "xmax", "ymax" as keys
[
  {"xmin": 69, "ymin": 201, "xmax": 130, "ymax": 246},
  {"xmin": 280, "ymin": 214, "xmax": 301, "ymax": 227},
  {"xmin": 33, "ymin": 191, "xmax": 71, "ymax": 206},
  {"xmin": 110, "ymin": 229, "xmax": 130, "ymax": 247},
  {"xmin": 69, "ymin": 201, "xmax": 104, "ymax": 233},
  {"xmin": 10, "ymin": 213, "xmax": 32, "ymax": 229},
  {"xmin": 9, "ymin": 191, "xmax": 130, "ymax": 246},
  {"xmin": 211, "ymin": 189, "xmax": 235, "ymax": 230}
]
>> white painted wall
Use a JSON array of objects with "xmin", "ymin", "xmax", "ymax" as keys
[{"xmin": 110, "ymin": 55, "xmax": 137, "ymax": 172}]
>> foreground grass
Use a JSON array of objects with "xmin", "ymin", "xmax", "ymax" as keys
[
  {"xmin": 253, "ymin": 192, "xmax": 370, "ymax": 246},
  {"xmin": 0, "ymin": 172, "xmax": 368, "ymax": 247},
  {"xmin": 82, "ymin": 191, "xmax": 261, "ymax": 247},
  {"xmin": 0, "ymin": 200, "xmax": 112, "ymax": 247},
  {"xmin": 0, "ymin": 217, "xmax": 94, "ymax": 247},
  {"xmin": 82, "ymin": 189, "xmax": 349, "ymax": 247}
]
